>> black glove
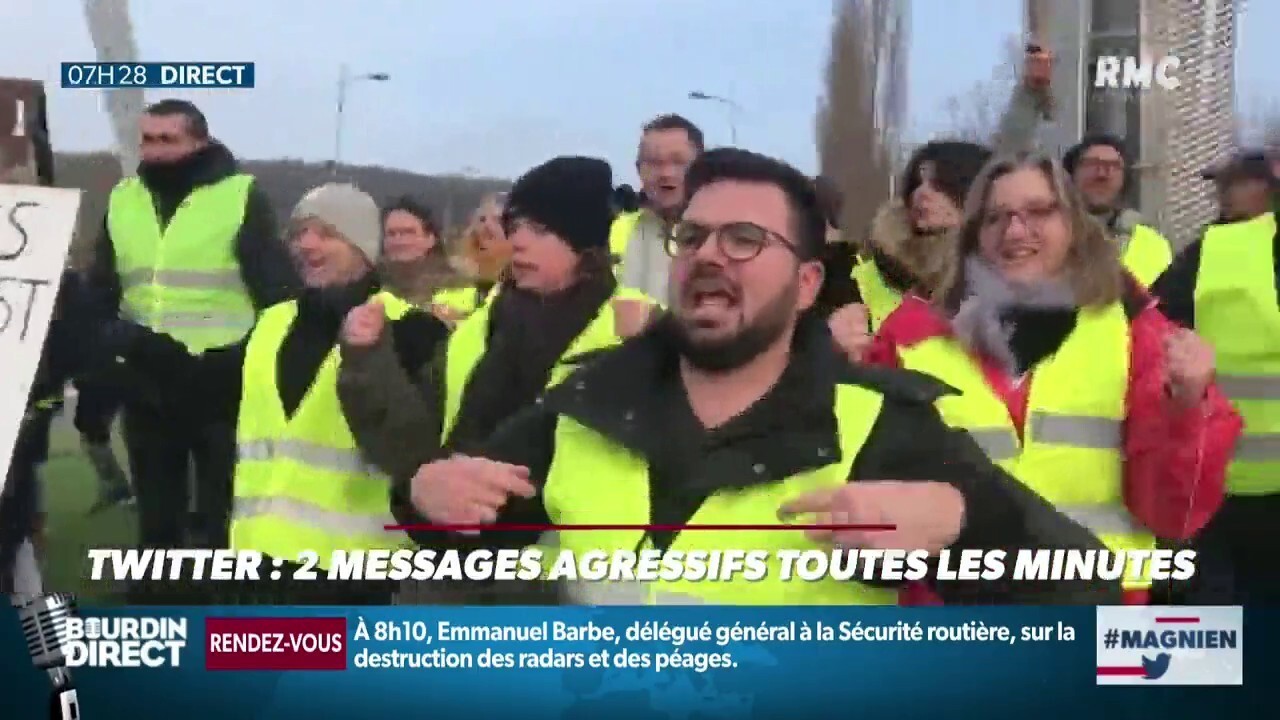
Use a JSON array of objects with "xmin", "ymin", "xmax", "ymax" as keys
[
  {"xmin": 97, "ymin": 318, "xmax": 151, "ymax": 360},
  {"xmin": 99, "ymin": 318, "xmax": 193, "ymax": 370}
]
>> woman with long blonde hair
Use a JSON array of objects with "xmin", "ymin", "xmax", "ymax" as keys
[
  {"xmin": 449, "ymin": 192, "xmax": 512, "ymax": 301},
  {"xmin": 844, "ymin": 152, "xmax": 1241, "ymax": 605}
]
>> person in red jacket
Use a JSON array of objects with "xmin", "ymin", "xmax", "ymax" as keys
[{"xmin": 831, "ymin": 152, "xmax": 1241, "ymax": 606}]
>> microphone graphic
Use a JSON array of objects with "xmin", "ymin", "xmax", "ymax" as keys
[{"xmin": 11, "ymin": 592, "xmax": 81, "ymax": 720}]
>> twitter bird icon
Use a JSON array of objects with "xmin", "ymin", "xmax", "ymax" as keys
[{"xmin": 1142, "ymin": 653, "xmax": 1172, "ymax": 680}]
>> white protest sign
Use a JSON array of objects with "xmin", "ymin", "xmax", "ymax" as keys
[{"xmin": 0, "ymin": 184, "xmax": 81, "ymax": 495}]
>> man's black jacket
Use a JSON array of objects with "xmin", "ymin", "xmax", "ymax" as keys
[
  {"xmin": 392, "ymin": 316, "xmax": 1122, "ymax": 605},
  {"xmin": 1150, "ymin": 209, "xmax": 1279, "ymax": 330},
  {"xmin": 116, "ymin": 274, "xmax": 449, "ymax": 430},
  {"xmin": 83, "ymin": 141, "xmax": 299, "ymax": 321}
]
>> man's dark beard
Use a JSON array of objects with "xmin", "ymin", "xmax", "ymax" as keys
[
  {"xmin": 1084, "ymin": 193, "xmax": 1121, "ymax": 216},
  {"xmin": 138, "ymin": 144, "xmax": 212, "ymax": 192},
  {"xmin": 139, "ymin": 157, "xmax": 196, "ymax": 192},
  {"xmin": 669, "ymin": 279, "xmax": 797, "ymax": 373}
]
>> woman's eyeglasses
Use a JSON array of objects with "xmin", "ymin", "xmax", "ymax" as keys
[{"xmin": 980, "ymin": 201, "xmax": 1061, "ymax": 232}]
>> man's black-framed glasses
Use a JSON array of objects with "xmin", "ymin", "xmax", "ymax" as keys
[{"xmin": 664, "ymin": 221, "xmax": 797, "ymax": 261}]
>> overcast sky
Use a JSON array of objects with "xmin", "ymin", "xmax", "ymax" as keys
[{"xmin": 3, "ymin": 0, "xmax": 1276, "ymax": 184}]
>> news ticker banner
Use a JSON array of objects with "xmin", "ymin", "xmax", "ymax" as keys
[
  {"xmin": 0, "ymin": 604, "xmax": 1268, "ymax": 720},
  {"xmin": 85, "ymin": 547, "xmax": 1200, "ymax": 586},
  {"xmin": 61, "ymin": 63, "xmax": 254, "ymax": 89}
]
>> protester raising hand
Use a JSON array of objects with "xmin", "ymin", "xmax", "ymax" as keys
[
  {"xmin": 1023, "ymin": 42, "xmax": 1053, "ymax": 92},
  {"xmin": 828, "ymin": 302, "xmax": 872, "ymax": 363},
  {"xmin": 341, "ymin": 299, "xmax": 386, "ymax": 348},
  {"xmin": 1164, "ymin": 328, "xmax": 1216, "ymax": 407},
  {"xmin": 612, "ymin": 296, "xmax": 656, "ymax": 338}
]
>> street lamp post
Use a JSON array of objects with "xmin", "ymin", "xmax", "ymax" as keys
[
  {"xmin": 688, "ymin": 90, "xmax": 741, "ymax": 145},
  {"xmin": 333, "ymin": 64, "xmax": 390, "ymax": 176}
]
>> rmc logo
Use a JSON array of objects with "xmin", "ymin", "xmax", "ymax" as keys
[{"xmin": 1093, "ymin": 56, "xmax": 1182, "ymax": 90}]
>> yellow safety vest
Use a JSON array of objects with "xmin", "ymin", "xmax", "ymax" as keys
[
  {"xmin": 1122, "ymin": 224, "xmax": 1173, "ymax": 287},
  {"xmin": 389, "ymin": 285, "xmax": 481, "ymax": 316},
  {"xmin": 543, "ymin": 384, "xmax": 898, "ymax": 605},
  {"xmin": 898, "ymin": 302, "xmax": 1155, "ymax": 590},
  {"xmin": 230, "ymin": 291, "xmax": 412, "ymax": 569},
  {"xmin": 851, "ymin": 258, "xmax": 903, "ymax": 331},
  {"xmin": 108, "ymin": 174, "xmax": 257, "ymax": 353},
  {"xmin": 428, "ymin": 286, "xmax": 482, "ymax": 317},
  {"xmin": 609, "ymin": 211, "xmax": 642, "ymax": 266},
  {"xmin": 439, "ymin": 285, "xmax": 650, "ymax": 444},
  {"xmin": 1194, "ymin": 212, "xmax": 1280, "ymax": 496}
]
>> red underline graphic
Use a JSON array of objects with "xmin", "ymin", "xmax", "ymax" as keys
[
  {"xmin": 1096, "ymin": 667, "xmax": 1146, "ymax": 677},
  {"xmin": 384, "ymin": 523, "xmax": 898, "ymax": 533},
  {"xmin": 1154, "ymin": 617, "xmax": 1200, "ymax": 624}
]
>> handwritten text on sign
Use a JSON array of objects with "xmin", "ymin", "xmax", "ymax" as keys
[{"xmin": 0, "ymin": 184, "xmax": 81, "ymax": 493}]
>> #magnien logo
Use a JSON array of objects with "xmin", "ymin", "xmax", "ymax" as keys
[
  {"xmin": 1096, "ymin": 606, "xmax": 1243, "ymax": 686},
  {"xmin": 64, "ymin": 616, "xmax": 189, "ymax": 668}
]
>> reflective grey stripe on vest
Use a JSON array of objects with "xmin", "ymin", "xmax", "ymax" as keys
[
  {"xmin": 1233, "ymin": 433, "xmax": 1280, "ymax": 462},
  {"xmin": 233, "ymin": 496, "xmax": 398, "ymax": 537},
  {"xmin": 563, "ymin": 580, "xmax": 705, "ymax": 606},
  {"xmin": 123, "ymin": 307, "xmax": 255, "ymax": 331},
  {"xmin": 1216, "ymin": 374, "xmax": 1280, "ymax": 401},
  {"xmin": 238, "ymin": 439, "xmax": 387, "ymax": 479},
  {"xmin": 1057, "ymin": 505, "xmax": 1143, "ymax": 536},
  {"xmin": 1029, "ymin": 412, "xmax": 1121, "ymax": 449},
  {"xmin": 1215, "ymin": 374, "xmax": 1280, "ymax": 461},
  {"xmin": 120, "ymin": 268, "xmax": 245, "ymax": 291},
  {"xmin": 964, "ymin": 428, "xmax": 1019, "ymax": 461},
  {"xmin": 963, "ymin": 414, "xmax": 1120, "ymax": 459}
]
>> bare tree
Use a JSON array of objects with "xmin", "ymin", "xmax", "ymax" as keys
[
  {"xmin": 940, "ymin": 36, "xmax": 1022, "ymax": 144},
  {"xmin": 815, "ymin": 0, "xmax": 906, "ymax": 243}
]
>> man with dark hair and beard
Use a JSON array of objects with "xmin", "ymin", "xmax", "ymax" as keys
[
  {"xmin": 400, "ymin": 148, "xmax": 1117, "ymax": 605},
  {"xmin": 86, "ymin": 98, "xmax": 299, "ymax": 552}
]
